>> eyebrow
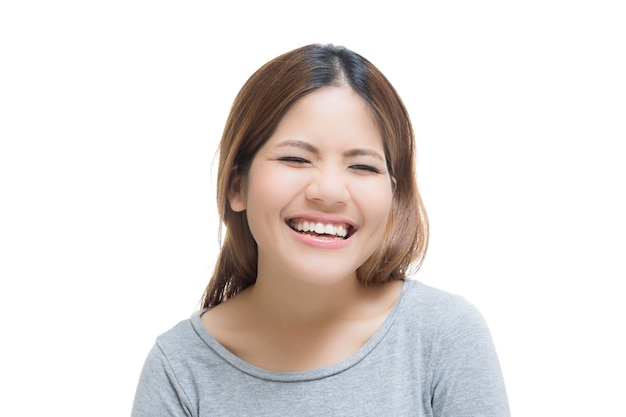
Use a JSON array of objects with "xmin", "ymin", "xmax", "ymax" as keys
[{"xmin": 275, "ymin": 139, "xmax": 385, "ymax": 161}]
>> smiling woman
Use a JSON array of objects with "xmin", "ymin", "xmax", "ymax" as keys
[
  {"xmin": 205, "ymin": 44, "xmax": 428, "ymax": 306},
  {"xmin": 131, "ymin": 44, "xmax": 510, "ymax": 417},
  {"xmin": 226, "ymin": 86, "xmax": 394, "ymax": 287}
]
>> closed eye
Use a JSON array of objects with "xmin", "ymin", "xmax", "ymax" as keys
[
  {"xmin": 349, "ymin": 164, "xmax": 381, "ymax": 174},
  {"xmin": 277, "ymin": 156, "xmax": 311, "ymax": 164}
]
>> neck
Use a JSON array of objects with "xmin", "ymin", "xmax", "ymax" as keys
[{"xmin": 246, "ymin": 272, "xmax": 366, "ymax": 326}]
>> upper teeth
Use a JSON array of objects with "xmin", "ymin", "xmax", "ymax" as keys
[{"xmin": 290, "ymin": 221, "xmax": 348, "ymax": 238}]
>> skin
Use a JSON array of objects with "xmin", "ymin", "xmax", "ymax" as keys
[{"xmin": 202, "ymin": 85, "xmax": 403, "ymax": 372}]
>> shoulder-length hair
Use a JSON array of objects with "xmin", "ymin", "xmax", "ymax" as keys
[{"xmin": 201, "ymin": 44, "xmax": 428, "ymax": 308}]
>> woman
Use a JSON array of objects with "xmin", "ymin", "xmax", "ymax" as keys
[{"xmin": 132, "ymin": 43, "xmax": 510, "ymax": 416}]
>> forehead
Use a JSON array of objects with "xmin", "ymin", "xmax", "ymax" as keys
[{"xmin": 265, "ymin": 86, "xmax": 383, "ymax": 151}]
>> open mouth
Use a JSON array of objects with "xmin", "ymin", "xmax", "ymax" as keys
[{"xmin": 287, "ymin": 219, "xmax": 354, "ymax": 239}]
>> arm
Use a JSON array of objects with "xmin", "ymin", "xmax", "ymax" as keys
[
  {"xmin": 131, "ymin": 344, "xmax": 193, "ymax": 417},
  {"xmin": 429, "ymin": 297, "xmax": 510, "ymax": 417}
]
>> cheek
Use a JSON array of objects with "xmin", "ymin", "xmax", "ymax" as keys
[
  {"xmin": 243, "ymin": 166, "xmax": 305, "ymax": 230},
  {"xmin": 245, "ymin": 168, "xmax": 302, "ymax": 205},
  {"xmin": 353, "ymin": 182, "xmax": 394, "ymax": 224}
]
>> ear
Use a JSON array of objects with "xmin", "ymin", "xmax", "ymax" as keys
[
  {"xmin": 390, "ymin": 176, "xmax": 397, "ymax": 192},
  {"xmin": 228, "ymin": 167, "xmax": 247, "ymax": 212}
]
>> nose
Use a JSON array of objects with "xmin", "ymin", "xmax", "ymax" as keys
[{"xmin": 305, "ymin": 168, "xmax": 350, "ymax": 206}]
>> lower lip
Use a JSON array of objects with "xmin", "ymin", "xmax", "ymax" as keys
[{"xmin": 288, "ymin": 226, "xmax": 352, "ymax": 249}]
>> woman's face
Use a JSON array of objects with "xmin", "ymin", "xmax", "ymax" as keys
[{"xmin": 229, "ymin": 86, "xmax": 394, "ymax": 286}]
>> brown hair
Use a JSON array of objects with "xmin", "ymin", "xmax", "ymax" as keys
[{"xmin": 201, "ymin": 44, "xmax": 428, "ymax": 308}]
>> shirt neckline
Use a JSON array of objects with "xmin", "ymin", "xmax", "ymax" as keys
[{"xmin": 189, "ymin": 279, "xmax": 413, "ymax": 382}]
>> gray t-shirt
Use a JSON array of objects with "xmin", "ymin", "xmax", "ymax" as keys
[{"xmin": 132, "ymin": 279, "xmax": 510, "ymax": 416}]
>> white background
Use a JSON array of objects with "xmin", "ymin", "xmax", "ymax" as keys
[{"xmin": 1, "ymin": 1, "xmax": 624, "ymax": 415}]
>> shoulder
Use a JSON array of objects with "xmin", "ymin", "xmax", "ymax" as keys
[
  {"xmin": 154, "ymin": 315, "xmax": 199, "ymax": 352},
  {"xmin": 137, "ymin": 311, "xmax": 226, "ymax": 395},
  {"xmin": 402, "ymin": 279, "xmax": 505, "ymax": 378},
  {"xmin": 145, "ymin": 311, "xmax": 218, "ymax": 372},
  {"xmin": 132, "ymin": 316, "xmax": 200, "ymax": 416},
  {"xmin": 396, "ymin": 279, "xmax": 497, "ymax": 356},
  {"xmin": 399, "ymin": 280, "xmax": 510, "ymax": 415},
  {"xmin": 400, "ymin": 279, "xmax": 487, "ymax": 328}
]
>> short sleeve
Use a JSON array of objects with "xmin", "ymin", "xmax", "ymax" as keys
[
  {"xmin": 429, "ymin": 296, "xmax": 510, "ymax": 417},
  {"xmin": 131, "ymin": 344, "xmax": 193, "ymax": 417}
]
